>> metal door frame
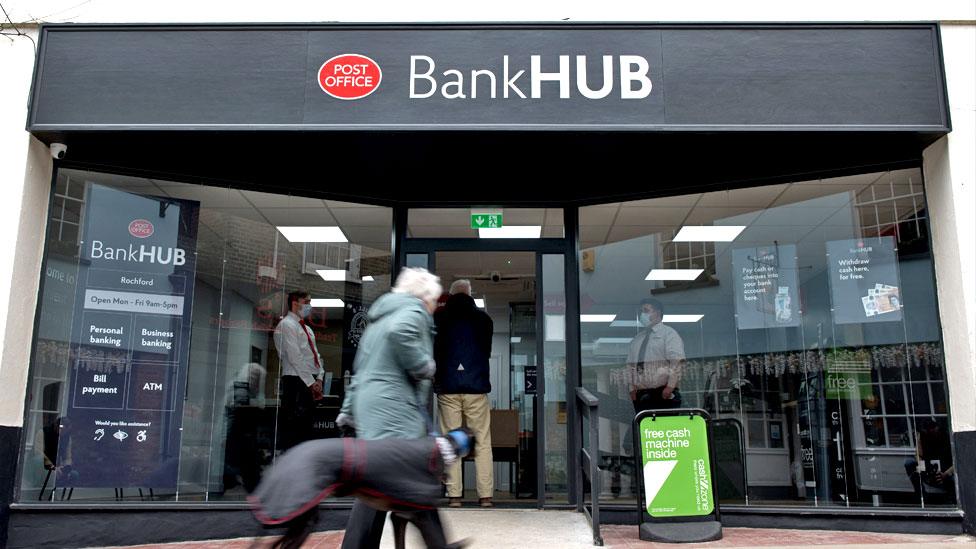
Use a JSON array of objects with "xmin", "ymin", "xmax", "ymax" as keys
[{"xmin": 394, "ymin": 206, "xmax": 581, "ymax": 507}]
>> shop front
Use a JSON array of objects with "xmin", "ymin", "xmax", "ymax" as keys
[{"xmin": 6, "ymin": 22, "xmax": 967, "ymax": 547}]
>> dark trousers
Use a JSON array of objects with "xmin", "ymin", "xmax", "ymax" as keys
[
  {"xmin": 340, "ymin": 500, "xmax": 386, "ymax": 549},
  {"xmin": 391, "ymin": 509, "xmax": 450, "ymax": 549},
  {"xmin": 632, "ymin": 386, "xmax": 681, "ymax": 415},
  {"xmin": 277, "ymin": 375, "xmax": 314, "ymax": 452},
  {"xmin": 224, "ymin": 407, "xmax": 262, "ymax": 492},
  {"xmin": 341, "ymin": 499, "xmax": 451, "ymax": 549}
]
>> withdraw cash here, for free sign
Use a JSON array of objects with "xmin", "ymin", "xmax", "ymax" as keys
[{"xmin": 639, "ymin": 415, "xmax": 715, "ymax": 518}]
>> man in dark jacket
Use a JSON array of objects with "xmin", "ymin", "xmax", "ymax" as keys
[{"xmin": 434, "ymin": 279, "xmax": 495, "ymax": 507}]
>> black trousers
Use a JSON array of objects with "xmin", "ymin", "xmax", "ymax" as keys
[
  {"xmin": 224, "ymin": 406, "xmax": 262, "ymax": 492},
  {"xmin": 340, "ymin": 499, "xmax": 451, "ymax": 549},
  {"xmin": 277, "ymin": 375, "xmax": 315, "ymax": 452},
  {"xmin": 632, "ymin": 386, "xmax": 681, "ymax": 415},
  {"xmin": 340, "ymin": 500, "xmax": 386, "ymax": 549}
]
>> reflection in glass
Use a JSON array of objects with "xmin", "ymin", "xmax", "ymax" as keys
[
  {"xmin": 20, "ymin": 169, "xmax": 392, "ymax": 503},
  {"xmin": 542, "ymin": 254, "xmax": 569, "ymax": 502},
  {"xmin": 579, "ymin": 168, "xmax": 954, "ymax": 509}
]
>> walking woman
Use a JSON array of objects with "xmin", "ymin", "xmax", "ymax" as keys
[{"xmin": 337, "ymin": 267, "xmax": 456, "ymax": 549}]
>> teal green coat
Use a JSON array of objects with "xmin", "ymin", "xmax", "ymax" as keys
[{"xmin": 340, "ymin": 292, "xmax": 435, "ymax": 440}]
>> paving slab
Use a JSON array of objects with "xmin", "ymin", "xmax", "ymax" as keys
[{"xmin": 92, "ymin": 510, "xmax": 975, "ymax": 549}]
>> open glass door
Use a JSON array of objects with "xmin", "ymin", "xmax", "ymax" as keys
[
  {"xmin": 397, "ymin": 249, "xmax": 568, "ymax": 506},
  {"xmin": 398, "ymin": 202, "xmax": 574, "ymax": 505},
  {"xmin": 432, "ymin": 251, "xmax": 537, "ymax": 503}
]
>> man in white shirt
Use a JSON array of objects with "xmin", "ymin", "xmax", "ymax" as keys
[
  {"xmin": 273, "ymin": 290, "xmax": 325, "ymax": 451},
  {"xmin": 627, "ymin": 298, "xmax": 685, "ymax": 413}
]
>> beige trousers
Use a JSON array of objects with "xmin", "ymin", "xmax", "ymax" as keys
[{"xmin": 437, "ymin": 393, "xmax": 494, "ymax": 498}]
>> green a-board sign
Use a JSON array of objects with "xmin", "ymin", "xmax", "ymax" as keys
[{"xmin": 639, "ymin": 414, "xmax": 715, "ymax": 517}]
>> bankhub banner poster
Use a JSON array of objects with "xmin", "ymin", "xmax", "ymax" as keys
[
  {"xmin": 731, "ymin": 244, "xmax": 801, "ymax": 330},
  {"xmin": 639, "ymin": 415, "xmax": 715, "ymax": 518},
  {"xmin": 826, "ymin": 237, "xmax": 902, "ymax": 325},
  {"xmin": 57, "ymin": 184, "xmax": 199, "ymax": 489}
]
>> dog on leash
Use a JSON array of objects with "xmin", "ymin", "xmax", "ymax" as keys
[{"xmin": 249, "ymin": 429, "xmax": 474, "ymax": 548}]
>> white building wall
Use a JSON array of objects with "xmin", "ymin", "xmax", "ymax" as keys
[
  {"xmin": 1, "ymin": 3, "xmax": 973, "ymax": 440},
  {"xmin": 0, "ymin": 25, "xmax": 51, "ymax": 427},
  {"xmin": 924, "ymin": 23, "xmax": 976, "ymax": 432}
]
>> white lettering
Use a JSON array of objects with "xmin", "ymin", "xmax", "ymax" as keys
[
  {"xmin": 441, "ymin": 69, "xmax": 467, "ymax": 99},
  {"xmin": 81, "ymin": 386, "xmax": 119, "ymax": 395},
  {"xmin": 531, "ymin": 55, "xmax": 570, "ymax": 99},
  {"xmin": 576, "ymin": 55, "xmax": 614, "ymax": 99},
  {"xmin": 620, "ymin": 55, "xmax": 652, "ymax": 99},
  {"xmin": 141, "ymin": 337, "xmax": 173, "ymax": 350},
  {"xmin": 503, "ymin": 55, "xmax": 527, "ymax": 99},
  {"xmin": 408, "ymin": 55, "xmax": 653, "ymax": 101},
  {"xmin": 90, "ymin": 242, "xmax": 186, "ymax": 266},
  {"xmin": 138, "ymin": 245, "xmax": 155, "ymax": 263},
  {"xmin": 409, "ymin": 55, "xmax": 437, "ymax": 98},
  {"xmin": 141, "ymin": 328, "xmax": 175, "ymax": 338},
  {"xmin": 470, "ymin": 69, "xmax": 496, "ymax": 99},
  {"xmin": 90, "ymin": 324, "xmax": 124, "ymax": 335},
  {"xmin": 121, "ymin": 276, "xmax": 154, "ymax": 287}
]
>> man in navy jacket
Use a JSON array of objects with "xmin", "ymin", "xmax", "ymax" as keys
[{"xmin": 434, "ymin": 279, "xmax": 495, "ymax": 507}]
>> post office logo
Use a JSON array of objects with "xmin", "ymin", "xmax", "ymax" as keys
[
  {"xmin": 128, "ymin": 219, "xmax": 154, "ymax": 239},
  {"xmin": 318, "ymin": 54, "xmax": 382, "ymax": 100}
]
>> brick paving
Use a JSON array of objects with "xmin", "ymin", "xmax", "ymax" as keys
[{"xmin": 97, "ymin": 510, "xmax": 975, "ymax": 548}]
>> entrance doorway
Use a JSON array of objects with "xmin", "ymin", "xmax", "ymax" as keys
[
  {"xmin": 401, "ymin": 240, "xmax": 572, "ymax": 507},
  {"xmin": 435, "ymin": 251, "xmax": 536, "ymax": 501}
]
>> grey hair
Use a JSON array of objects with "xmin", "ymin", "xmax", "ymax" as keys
[
  {"xmin": 392, "ymin": 267, "xmax": 442, "ymax": 303},
  {"xmin": 449, "ymin": 279, "xmax": 472, "ymax": 295}
]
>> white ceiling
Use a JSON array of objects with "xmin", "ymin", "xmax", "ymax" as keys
[
  {"xmin": 435, "ymin": 251, "xmax": 537, "ymax": 307},
  {"xmin": 578, "ymin": 168, "xmax": 922, "ymax": 249},
  {"xmin": 68, "ymin": 172, "xmax": 395, "ymax": 253},
  {"xmin": 65, "ymin": 166, "xmax": 924, "ymax": 256}
]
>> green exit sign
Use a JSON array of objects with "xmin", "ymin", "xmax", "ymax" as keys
[{"xmin": 471, "ymin": 213, "xmax": 503, "ymax": 229}]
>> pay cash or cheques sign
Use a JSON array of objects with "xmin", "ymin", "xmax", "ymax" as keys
[{"xmin": 639, "ymin": 415, "xmax": 715, "ymax": 518}]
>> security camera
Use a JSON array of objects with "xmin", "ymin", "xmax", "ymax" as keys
[
  {"xmin": 49, "ymin": 143, "xmax": 67, "ymax": 160},
  {"xmin": 490, "ymin": 271, "xmax": 501, "ymax": 283}
]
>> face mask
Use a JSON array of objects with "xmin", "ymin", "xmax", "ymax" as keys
[
  {"xmin": 638, "ymin": 312, "xmax": 652, "ymax": 327},
  {"xmin": 300, "ymin": 304, "xmax": 312, "ymax": 318}
]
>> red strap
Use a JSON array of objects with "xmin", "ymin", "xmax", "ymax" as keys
[{"xmin": 299, "ymin": 319, "xmax": 321, "ymax": 370}]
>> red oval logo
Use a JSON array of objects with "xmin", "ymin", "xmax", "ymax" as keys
[
  {"xmin": 128, "ymin": 219, "xmax": 154, "ymax": 238},
  {"xmin": 318, "ymin": 54, "xmax": 382, "ymax": 100}
]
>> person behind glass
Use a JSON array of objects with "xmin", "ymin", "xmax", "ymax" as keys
[
  {"xmin": 336, "ymin": 268, "xmax": 462, "ymax": 549},
  {"xmin": 434, "ymin": 279, "xmax": 495, "ymax": 508},
  {"xmin": 905, "ymin": 418, "xmax": 956, "ymax": 501},
  {"xmin": 273, "ymin": 290, "xmax": 325, "ymax": 452},
  {"xmin": 223, "ymin": 362, "xmax": 266, "ymax": 493},
  {"xmin": 627, "ymin": 298, "xmax": 685, "ymax": 413}
]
